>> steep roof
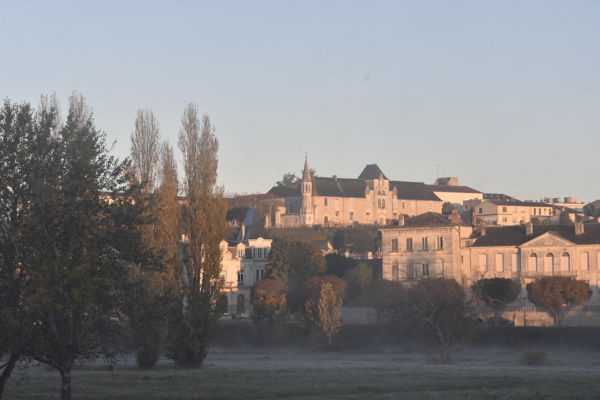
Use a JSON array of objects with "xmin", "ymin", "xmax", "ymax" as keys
[
  {"xmin": 403, "ymin": 212, "xmax": 461, "ymax": 228},
  {"xmin": 313, "ymin": 177, "xmax": 367, "ymax": 197},
  {"xmin": 268, "ymin": 184, "xmax": 300, "ymax": 197},
  {"xmin": 358, "ymin": 164, "xmax": 388, "ymax": 180},
  {"xmin": 472, "ymin": 224, "xmax": 600, "ymax": 247},
  {"xmin": 427, "ymin": 184, "xmax": 482, "ymax": 194},
  {"xmin": 390, "ymin": 181, "xmax": 442, "ymax": 201}
]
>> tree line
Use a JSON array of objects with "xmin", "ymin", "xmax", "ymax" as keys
[{"xmin": 0, "ymin": 94, "xmax": 226, "ymax": 399}]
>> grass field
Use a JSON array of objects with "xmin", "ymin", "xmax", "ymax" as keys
[{"xmin": 5, "ymin": 346, "xmax": 600, "ymax": 399}]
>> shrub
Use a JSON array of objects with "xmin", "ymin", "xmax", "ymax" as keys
[{"xmin": 519, "ymin": 350, "xmax": 547, "ymax": 366}]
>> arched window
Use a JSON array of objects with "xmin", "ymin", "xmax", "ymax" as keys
[
  {"xmin": 236, "ymin": 294, "xmax": 246, "ymax": 315},
  {"xmin": 382, "ymin": 199, "xmax": 386, "ymax": 208},
  {"xmin": 323, "ymin": 216, "xmax": 329, "ymax": 225},
  {"xmin": 545, "ymin": 253, "xmax": 554, "ymax": 274},
  {"xmin": 392, "ymin": 262, "xmax": 399, "ymax": 281},
  {"xmin": 561, "ymin": 252, "xmax": 571, "ymax": 271},
  {"xmin": 529, "ymin": 253, "xmax": 538, "ymax": 272}
]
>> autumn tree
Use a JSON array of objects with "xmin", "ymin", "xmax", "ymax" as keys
[
  {"xmin": 266, "ymin": 239, "xmax": 325, "ymax": 312},
  {"xmin": 344, "ymin": 263, "xmax": 373, "ymax": 297},
  {"xmin": 317, "ymin": 283, "xmax": 343, "ymax": 345},
  {"xmin": 472, "ymin": 278, "xmax": 521, "ymax": 326},
  {"xmin": 130, "ymin": 108, "xmax": 161, "ymax": 192},
  {"xmin": 168, "ymin": 104, "xmax": 226, "ymax": 367},
  {"xmin": 19, "ymin": 93, "xmax": 150, "ymax": 400},
  {"xmin": 251, "ymin": 279, "xmax": 287, "ymax": 340},
  {"xmin": 403, "ymin": 279, "xmax": 473, "ymax": 363},
  {"xmin": 526, "ymin": 276, "xmax": 591, "ymax": 327},
  {"xmin": 304, "ymin": 275, "xmax": 346, "ymax": 332}
]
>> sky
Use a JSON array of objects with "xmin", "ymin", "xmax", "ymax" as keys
[{"xmin": 1, "ymin": 1, "xmax": 599, "ymax": 202}]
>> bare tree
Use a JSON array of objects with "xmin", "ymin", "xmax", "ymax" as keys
[{"xmin": 130, "ymin": 108, "xmax": 160, "ymax": 193}]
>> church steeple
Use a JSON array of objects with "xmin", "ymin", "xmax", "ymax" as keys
[{"xmin": 302, "ymin": 154, "xmax": 312, "ymax": 181}]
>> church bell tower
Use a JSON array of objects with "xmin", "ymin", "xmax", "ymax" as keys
[{"xmin": 300, "ymin": 155, "xmax": 314, "ymax": 225}]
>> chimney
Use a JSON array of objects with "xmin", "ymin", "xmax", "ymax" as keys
[
  {"xmin": 241, "ymin": 223, "xmax": 246, "ymax": 240},
  {"xmin": 398, "ymin": 214, "xmax": 405, "ymax": 226},
  {"xmin": 450, "ymin": 209, "xmax": 461, "ymax": 224},
  {"xmin": 525, "ymin": 222, "xmax": 533, "ymax": 236},
  {"xmin": 575, "ymin": 221, "xmax": 584, "ymax": 235}
]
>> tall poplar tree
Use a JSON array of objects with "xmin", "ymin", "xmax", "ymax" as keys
[{"xmin": 168, "ymin": 104, "xmax": 226, "ymax": 366}]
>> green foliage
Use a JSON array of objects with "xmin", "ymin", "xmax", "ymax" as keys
[
  {"xmin": 266, "ymin": 239, "xmax": 325, "ymax": 312},
  {"xmin": 330, "ymin": 226, "xmax": 379, "ymax": 254},
  {"xmin": 344, "ymin": 263, "xmax": 373, "ymax": 296},
  {"xmin": 276, "ymin": 172, "xmax": 299, "ymax": 186},
  {"xmin": 442, "ymin": 202, "xmax": 455, "ymax": 215},
  {"xmin": 304, "ymin": 275, "xmax": 346, "ymax": 332},
  {"xmin": 472, "ymin": 278, "xmax": 521, "ymax": 326},
  {"xmin": 526, "ymin": 277, "xmax": 592, "ymax": 327}
]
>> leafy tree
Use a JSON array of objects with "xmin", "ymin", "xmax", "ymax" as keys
[
  {"xmin": 526, "ymin": 277, "xmax": 591, "ymax": 327},
  {"xmin": 442, "ymin": 202, "xmax": 454, "ymax": 215},
  {"xmin": 266, "ymin": 239, "xmax": 325, "ymax": 312},
  {"xmin": 583, "ymin": 203, "xmax": 600, "ymax": 219},
  {"xmin": 251, "ymin": 279, "xmax": 287, "ymax": 329},
  {"xmin": 276, "ymin": 172, "xmax": 299, "ymax": 186},
  {"xmin": 317, "ymin": 283, "xmax": 343, "ymax": 345},
  {"xmin": 344, "ymin": 263, "xmax": 373, "ymax": 297},
  {"xmin": 168, "ymin": 104, "xmax": 226, "ymax": 367},
  {"xmin": 130, "ymin": 108, "xmax": 161, "ymax": 193},
  {"xmin": 20, "ymin": 93, "xmax": 150, "ymax": 400},
  {"xmin": 403, "ymin": 279, "xmax": 473, "ymax": 363},
  {"xmin": 0, "ymin": 99, "xmax": 37, "ymax": 398},
  {"xmin": 304, "ymin": 275, "xmax": 346, "ymax": 331},
  {"xmin": 472, "ymin": 278, "xmax": 521, "ymax": 326}
]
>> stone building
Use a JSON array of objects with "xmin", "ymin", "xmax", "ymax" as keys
[
  {"xmin": 219, "ymin": 237, "xmax": 272, "ymax": 317},
  {"xmin": 380, "ymin": 215, "xmax": 600, "ymax": 324},
  {"xmin": 464, "ymin": 199, "xmax": 555, "ymax": 226},
  {"xmin": 426, "ymin": 177, "xmax": 483, "ymax": 212},
  {"xmin": 266, "ymin": 158, "xmax": 443, "ymax": 228}
]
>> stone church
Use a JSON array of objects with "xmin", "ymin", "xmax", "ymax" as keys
[{"xmin": 266, "ymin": 158, "xmax": 443, "ymax": 228}]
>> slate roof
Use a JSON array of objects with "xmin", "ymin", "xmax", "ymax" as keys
[
  {"xmin": 427, "ymin": 184, "xmax": 482, "ymax": 194},
  {"xmin": 358, "ymin": 164, "xmax": 388, "ymax": 180},
  {"xmin": 472, "ymin": 224, "xmax": 600, "ymax": 247},
  {"xmin": 268, "ymin": 184, "xmax": 300, "ymax": 197},
  {"xmin": 313, "ymin": 177, "xmax": 367, "ymax": 197},
  {"xmin": 390, "ymin": 181, "xmax": 442, "ymax": 201},
  {"xmin": 402, "ymin": 212, "xmax": 466, "ymax": 228},
  {"xmin": 488, "ymin": 199, "xmax": 552, "ymax": 208}
]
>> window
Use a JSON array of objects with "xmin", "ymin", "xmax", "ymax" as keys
[
  {"xmin": 256, "ymin": 270, "xmax": 260, "ymax": 281},
  {"xmin": 238, "ymin": 249, "xmax": 244, "ymax": 258},
  {"xmin": 349, "ymin": 212, "xmax": 354, "ymax": 221},
  {"xmin": 324, "ymin": 216, "xmax": 329, "ymax": 225},
  {"xmin": 502, "ymin": 207, "xmax": 507, "ymax": 212},
  {"xmin": 335, "ymin": 211, "xmax": 339, "ymax": 217},
  {"xmin": 529, "ymin": 253, "xmax": 538, "ymax": 272},
  {"xmin": 324, "ymin": 198, "xmax": 328, "ymax": 206},
  {"xmin": 382, "ymin": 199, "xmax": 386, "ymax": 208},
  {"xmin": 392, "ymin": 262, "xmax": 399, "ymax": 281},
  {"xmin": 545, "ymin": 253, "xmax": 554, "ymax": 273},
  {"xmin": 437, "ymin": 236, "xmax": 444, "ymax": 250},
  {"xmin": 237, "ymin": 294, "xmax": 246, "ymax": 315},
  {"xmin": 237, "ymin": 272, "xmax": 244, "ymax": 283},
  {"xmin": 421, "ymin": 237, "xmax": 428, "ymax": 250},
  {"xmin": 495, "ymin": 253, "xmax": 504, "ymax": 273},
  {"xmin": 406, "ymin": 238, "xmax": 413, "ymax": 251},
  {"xmin": 502, "ymin": 217, "xmax": 508, "ymax": 223},
  {"xmin": 402, "ymin": 201, "xmax": 406, "ymax": 209},
  {"xmin": 479, "ymin": 207, "xmax": 483, "ymax": 214},
  {"xmin": 422, "ymin": 263, "xmax": 430, "ymax": 276},
  {"xmin": 479, "ymin": 254, "xmax": 488, "ymax": 272},
  {"xmin": 391, "ymin": 238, "xmax": 398, "ymax": 252},
  {"xmin": 582, "ymin": 252, "xmax": 590, "ymax": 271},
  {"xmin": 561, "ymin": 253, "xmax": 571, "ymax": 271}
]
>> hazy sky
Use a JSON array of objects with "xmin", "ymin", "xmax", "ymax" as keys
[{"xmin": 2, "ymin": 1, "xmax": 599, "ymax": 202}]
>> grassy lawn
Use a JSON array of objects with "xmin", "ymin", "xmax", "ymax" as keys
[{"xmin": 5, "ymin": 347, "xmax": 600, "ymax": 399}]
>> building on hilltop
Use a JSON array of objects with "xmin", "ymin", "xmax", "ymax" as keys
[
  {"xmin": 265, "ymin": 158, "xmax": 443, "ymax": 228},
  {"xmin": 464, "ymin": 199, "xmax": 556, "ymax": 226},
  {"xmin": 426, "ymin": 176, "xmax": 483, "ymax": 211}
]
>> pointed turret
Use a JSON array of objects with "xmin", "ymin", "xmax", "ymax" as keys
[{"xmin": 302, "ymin": 154, "xmax": 312, "ymax": 181}]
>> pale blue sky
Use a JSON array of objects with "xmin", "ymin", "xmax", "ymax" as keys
[{"xmin": 1, "ymin": 1, "xmax": 599, "ymax": 201}]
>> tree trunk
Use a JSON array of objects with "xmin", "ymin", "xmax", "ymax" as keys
[
  {"xmin": 0, "ymin": 353, "xmax": 19, "ymax": 399},
  {"xmin": 60, "ymin": 368, "xmax": 72, "ymax": 400},
  {"xmin": 493, "ymin": 309, "xmax": 501, "ymax": 327}
]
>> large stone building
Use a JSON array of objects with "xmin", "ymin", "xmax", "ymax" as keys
[
  {"xmin": 266, "ymin": 158, "xmax": 443, "ymax": 228},
  {"xmin": 426, "ymin": 177, "xmax": 483, "ymax": 211},
  {"xmin": 380, "ymin": 215, "xmax": 600, "ymax": 324},
  {"xmin": 464, "ymin": 199, "xmax": 555, "ymax": 226}
]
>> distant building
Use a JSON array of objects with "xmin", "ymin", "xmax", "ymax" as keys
[
  {"xmin": 265, "ymin": 158, "xmax": 443, "ymax": 227},
  {"xmin": 427, "ymin": 177, "xmax": 483, "ymax": 211},
  {"xmin": 464, "ymin": 199, "xmax": 555, "ymax": 226},
  {"xmin": 541, "ymin": 196, "xmax": 585, "ymax": 212}
]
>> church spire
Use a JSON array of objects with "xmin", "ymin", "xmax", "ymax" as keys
[{"xmin": 302, "ymin": 154, "xmax": 312, "ymax": 181}]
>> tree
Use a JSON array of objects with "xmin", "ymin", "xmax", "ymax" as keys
[
  {"xmin": 20, "ymin": 93, "xmax": 150, "ymax": 400},
  {"xmin": 168, "ymin": 104, "xmax": 226, "ymax": 367},
  {"xmin": 317, "ymin": 283, "xmax": 343, "ymax": 345},
  {"xmin": 130, "ymin": 108, "xmax": 161, "ymax": 192},
  {"xmin": 526, "ymin": 277, "xmax": 591, "ymax": 327},
  {"xmin": 251, "ymin": 279, "xmax": 287, "ymax": 331},
  {"xmin": 472, "ymin": 278, "xmax": 521, "ymax": 326},
  {"xmin": 304, "ymin": 275, "xmax": 346, "ymax": 332},
  {"xmin": 276, "ymin": 172, "xmax": 299, "ymax": 186},
  {"xmin": 442, "ymin": 202, "xmax": 454, "ymax": 215},
  {"xmin": 403, "ymin": 279, "xmax": 473, "ymax": 363},
  {"xmin": 0, "ymin": 99, "xmax": 37, "ymax": 398},
  {"xmin": 344, "ymin": 263, "xmax": 373, "ymax": 297},
  {"xmin": 266, "ymin": 239, "xmax": 325, "ymax": 312},
  {"xmin": 325, "ymin": 253, "xmax": 356, "ymax": 277}
]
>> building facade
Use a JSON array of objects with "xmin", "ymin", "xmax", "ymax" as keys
[
  {"xmin": 266, "ymin": 159, "xmax": 443, "ymax": 228},
  {"xmin": 464, "ymin": 199, "xmax": 555, "ymax": 226}
]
